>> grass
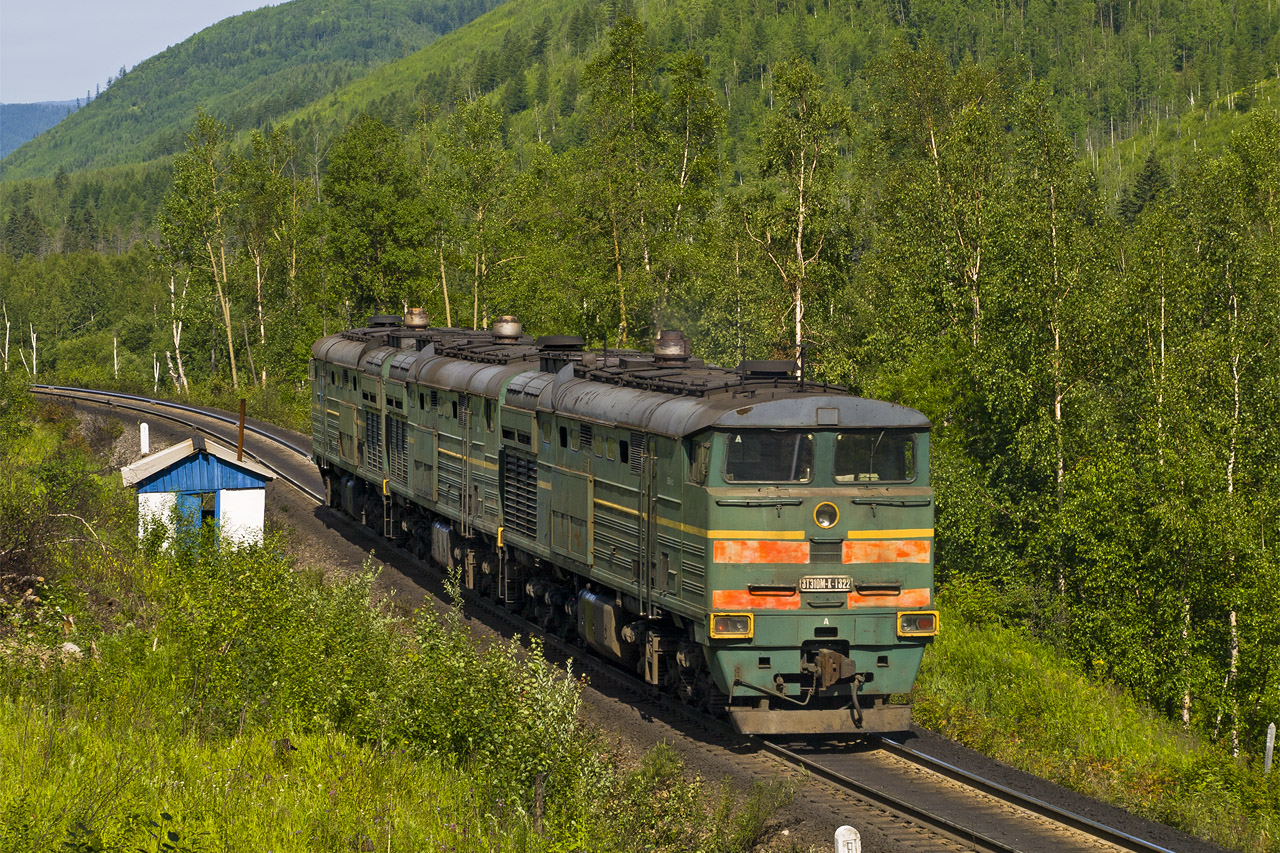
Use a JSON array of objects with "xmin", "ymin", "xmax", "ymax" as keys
[
  {"xmin": 0, "ymin": 534, "xmax": 791, "ymax": 852},
  {"xmin": 1, "ymin": 700, "xmax": 539, "ymax": 853},
  {"xmin": 0, "ymin": 387, "xmax": 792, "ymax": 851},
  {"xmin": 914, "ymin": 600, "xmax": 1280, "ymax": 851}
]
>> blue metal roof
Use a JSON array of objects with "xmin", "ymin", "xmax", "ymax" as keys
[{"xmin": 134, "ymin": 450, "xmax": 270, "ymax": 494}]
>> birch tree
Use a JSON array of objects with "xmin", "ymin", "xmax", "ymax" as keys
[
  {"xmin": 233, "ymin": 126, "xmax": 296, "ymax": 386},
  {"xmin": 745, "ymin": 57, "xmax": 851, "ymax": 364},
  {"xmin": 582, "ymin": 15, "xmax": 663, "ymax": 345},
  {"xmin": 442, "ymin": 100, "xmax": 517, "ymax": 330},
  {"xmin": 158, "ymin": 110, "xmax": 241, "ymax": 390}
]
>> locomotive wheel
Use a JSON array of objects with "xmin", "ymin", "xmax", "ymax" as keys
[{"xmin": 697, "ymin": 673, "xmax": 728, "ymax": 716}]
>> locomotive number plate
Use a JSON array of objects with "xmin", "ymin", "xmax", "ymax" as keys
[{"xmin": 800, "ymin": 575, "xmax": 852, "ymax": 592}]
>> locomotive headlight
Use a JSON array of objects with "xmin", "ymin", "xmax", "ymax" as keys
[
  {"xmin": 814, "ymin": 501, "xmax": 839, "ymax": 529},
  {"xmin": 897, "ymin": 611, "xmax": 940, "ymax": 637},
  {"xmin": 710, "ymin": 613, "xmax": 754, "ymax": 639}
]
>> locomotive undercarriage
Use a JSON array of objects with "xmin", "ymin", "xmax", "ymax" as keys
[
  {"xmin": 322, "ymin": 466, "xmax": 911, "ymax": 733},
  {"xmin": 323, "ymin": 467, "xmax": 740, "ymax": 716}
]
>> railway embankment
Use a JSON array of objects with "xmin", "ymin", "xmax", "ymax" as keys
[
  {"xmin": 8, "ymin": 377, "xmax": 1270, "ymax": 851},
  {"xmin": 0, "ymin": 377, "xmax": 789, "ymax": 851}
]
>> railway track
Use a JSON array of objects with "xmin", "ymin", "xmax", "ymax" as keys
[
  {"xmin": 34, "ymin": 384, "xmax": 1203, "ymax": 853},
  {"xmin": 32, "ymin": 385, "xmax": 325, "ymax": 503},
  {"xmin": 761, "ymin": 737, "xmax": 1179, "ymax": 853}
]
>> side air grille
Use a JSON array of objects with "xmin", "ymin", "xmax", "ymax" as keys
[
  {"xmin": 388, "ymin": 417, "xmax": 409, "ymax": 484},
  {"xmin": 503, "ymin": 451, "xmax": 538, "ymax": 539},
  {"xmin": 630, "ymin": 432, "xmax": 645, "ymax": 476},
  {"xmin": 365, "ymin": 410, "xmax": 383, "ymax": 470}
]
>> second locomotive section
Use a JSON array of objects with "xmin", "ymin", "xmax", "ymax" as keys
[{"xmin": 311, "ymin": 314, "xmax": 938, "ymax": 735}]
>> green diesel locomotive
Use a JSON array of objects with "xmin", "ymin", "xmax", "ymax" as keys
[{"xmin": 310, "ymin": 312, "xmax": 937, "ymax": 735}]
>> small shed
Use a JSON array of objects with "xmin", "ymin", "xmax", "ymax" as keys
[{"xmin": 121, "ymin": 436, "xmax": 275, "ymax": 546}]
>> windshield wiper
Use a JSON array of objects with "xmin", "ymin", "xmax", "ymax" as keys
[
  {"xmin": 851, "ymin": 496, "xmax": 931, "ymax": 517},
  {"xmin": 851, "ymin": 497, "xmax": 931, "ymax": 506},
  {"xmin": 715, "ymin": 498, "xmax": 804, "ymax": 507}
]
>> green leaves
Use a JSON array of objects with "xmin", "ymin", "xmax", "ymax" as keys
[{"xmin": 324, "ymin": 115, "xmax": 430, "ymax": 316}]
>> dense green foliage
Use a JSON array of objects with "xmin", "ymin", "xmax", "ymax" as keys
[
  {"xmin": 0, "ymin": 0, "xmax": 506, "ymax": 181},
  {"xmin": 2, "ymin": 0, "xmax": 1280, "ymax": 842},
  {"xmin": 3, "ymin": 7, "xmax": 1279, "ymax": 754},
  {"xmin": 4, "ymin": 0, "xmax": 1277, "ymax": 249},
  {"xmin": 915, "ymin": 600, "xmax": 1280, "ymax": 851},
  {"xmin": 0, "ymin": 382, "xmax": 789, "ymax": 849}
]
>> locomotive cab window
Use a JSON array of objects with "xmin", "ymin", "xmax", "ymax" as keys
[
  {"xmin": 834, "ymin": 431, "xmax": 915, "ymax": 483},
  {"xmin": 723, "ymin": 431, "xmax": 813, "ymax": 483}
]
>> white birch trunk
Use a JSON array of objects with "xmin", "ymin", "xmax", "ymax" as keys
[
  {"xmin": 439, "ymin": 237, "xmax": 453, "ymax": 328},
  {"xmin": 169, "ymin": 276, "xmax": 190, "ymax": 393}
]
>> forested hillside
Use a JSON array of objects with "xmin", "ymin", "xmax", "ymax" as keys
[
  {"xmin": 0, "ymin": 0, "xmax": 504, "ymax": 180},
  {"xmin": 2, "ymin": 0, "xmax": 1280, "ymax": 841},
  {"xmin": 2, "ymin": 0, "xmax": 1276, "ymax": 249}
]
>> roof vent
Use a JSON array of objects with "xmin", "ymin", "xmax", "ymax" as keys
[
  {"xmin": 404, "ymin": 307, "xmax": 430, "ymax": 329},
  {"xmin": 654, "ymin": 330, "xmax": 691, "ymax": 364},
  {"xmin": 537, "ymin": 335, "xmax": 585, "ymax": 374},
  {"xmin": 367, "ymin": 315, "xmax": 402, "ymax": 328},
  {"xmin": 738, "ymin": 359, "xmax": 798, "ymax": 379},
  {"xmin": 536, "ymin": 335, "xmax": 585, "ymax": 351},
  {"xmin": 493, "ymin": 315, "xmax": 523, "ymax": 343}
]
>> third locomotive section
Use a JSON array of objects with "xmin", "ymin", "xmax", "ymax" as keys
[{"xmin": 310, "ymin": 310, "xmax": 939, "ymax": 736}]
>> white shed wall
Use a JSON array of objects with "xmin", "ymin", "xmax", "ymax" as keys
[
  {"xmin": 218, "ymin": 488, "xmax": 265, "ymax": 546},
  {"xmin": 137, "ymin": 492, "xmax": 177, "ymax": 541}
]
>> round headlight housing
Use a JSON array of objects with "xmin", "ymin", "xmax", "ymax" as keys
[{"xmin": 814, "ymin": 501, "xmax": 839, "ymax": 529}]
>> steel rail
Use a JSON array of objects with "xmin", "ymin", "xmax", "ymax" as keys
[
  {"xmin": 31, "ymin": 385, "xmax": 323, "ymax": 503},
  {"xmin": 758, "ymin": 739, "xmax": 1023, "ymax": 852},
  {"xmin": 875, "ymin": 737, "xmax": 1178, "ymax": 853}
]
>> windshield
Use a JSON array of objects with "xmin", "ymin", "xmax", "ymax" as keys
[
  {"xmin": 723, "ymin": 431, "xmax": 814, "ymax": 483},
  {"xmin": 834, "ymin": 431, "xmax": 915, "ymax": 483}
]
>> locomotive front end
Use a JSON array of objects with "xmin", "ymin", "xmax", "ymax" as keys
[{"xmin": 696, "ymin": 414, "xmax": 936, "ymax": 735}]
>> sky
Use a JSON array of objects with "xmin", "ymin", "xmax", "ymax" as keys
[{"xmin": 0, "ymin": 0, "xmax": 284, "ymax": 104}]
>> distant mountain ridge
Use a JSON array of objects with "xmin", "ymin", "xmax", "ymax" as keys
[
  {"xmin": 0, "ymin": 0, "xmax": 503, "ymax": 180},
  {"xmin": 0, "ymin": 101, "xmax": 81, "ymax": 160},
  {"xmin": 1, "ymin": 0, "xmax": 1276, "ymax": 245}
]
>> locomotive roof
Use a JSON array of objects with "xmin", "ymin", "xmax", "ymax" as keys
[{"xmin": 313, "ymin": 324, "xmax": 930, "ymax": 438}]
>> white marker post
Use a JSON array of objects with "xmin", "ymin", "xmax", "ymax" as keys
[
  {"xmin": 140, "ymin": 422, "xmax": 150, "ymax": 455},
  {"xmin": 1266, "ymin": 723, "xmax": 1275, "ymax": 774},
  {"xmin": 835, "ymin": 825, "xmax": 862, "ymax": 853}
]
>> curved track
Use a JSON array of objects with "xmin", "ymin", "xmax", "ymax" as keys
[
  {"xmin": 34, "ymin": 385, "xmax": 1206, "ymax": 853},
  {"xmin": 761, "ymin": 737, "xmax": 1180, "ymax": 853},
  {"xmin": 33, "ymin": 385, "xmax": 324, "ymax": 503}
]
